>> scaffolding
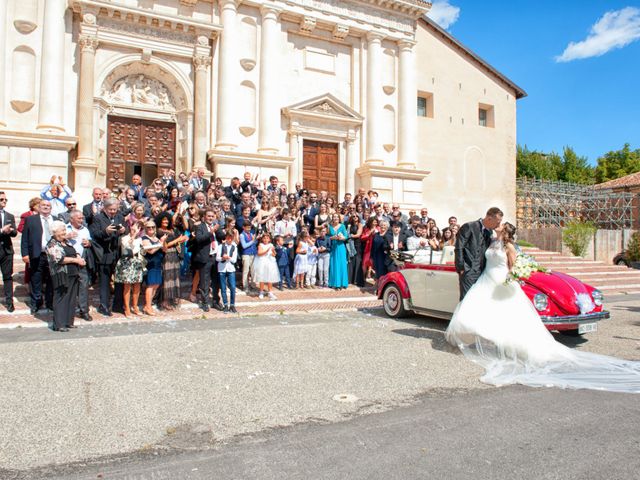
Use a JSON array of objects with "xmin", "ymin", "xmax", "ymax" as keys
[{"xmin": 516, "ymin": 178, "xmax": 636, "ymax": 229}]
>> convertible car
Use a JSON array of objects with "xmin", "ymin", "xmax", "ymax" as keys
[{"xmin": 377, "ymin": 247, "xmax": 610, "ymax": 335}]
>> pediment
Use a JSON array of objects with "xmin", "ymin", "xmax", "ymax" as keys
[{"xmin": 283, "ymin": 93, "xmax": 364, "ymax": 123}]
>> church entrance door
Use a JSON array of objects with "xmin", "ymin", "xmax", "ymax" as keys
[
  {"xmin": 303, "ymin": 140, "xmax": 339, "ymax": 198},
  {"xmin": 106, "ymin": 115, "xmax": 176, "ymax": 189}
]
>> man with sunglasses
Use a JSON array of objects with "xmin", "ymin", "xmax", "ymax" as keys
[
  {"xmin": 56, "ymin": 197, "xmax": 78, "ymax": 224},
  {"xmin": 0, "ymin": 192, "xmax": 17, "ymax": 312}
]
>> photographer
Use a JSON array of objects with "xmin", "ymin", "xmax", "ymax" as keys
[{"xmin": 89, "ymin": 198, "xmax": 126, "ymax": 316}]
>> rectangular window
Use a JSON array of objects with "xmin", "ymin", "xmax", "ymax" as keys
[
  {"xmin": 417, "ymin": 92, "xmax": 434, "ymax": 118},
  {"xmin": 478, "ymin": 103, "xmax": 495, "ymax": 128}
]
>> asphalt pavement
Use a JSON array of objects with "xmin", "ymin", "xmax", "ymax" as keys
[{"xmin": 0, "ymin": 295, "xmax": 638, "ymax": 479}]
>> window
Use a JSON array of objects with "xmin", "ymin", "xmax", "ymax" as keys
[
  {"xmin": 478, "ymin": 103, "xmax": 495, "ymax": 128},
  {"xmin": 417, "ymin": 92, "xmax": 433, "ymax": 118}
]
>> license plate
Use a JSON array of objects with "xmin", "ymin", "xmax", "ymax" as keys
[{"xmin": 578, "ymin": 322, "xmax": 597, "ymax": 334}]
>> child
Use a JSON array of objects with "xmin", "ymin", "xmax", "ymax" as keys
[
  {"xmin": 239, "ymin": 222, "xmax": 257, "ymax": 292},
  {"xmin": 293, "ymin": 231, "xmax": 310, "ymax": 288},
  {"xmin": 316, "ymin": 226, "xmax": 331, "ymax": 288},
  {"xmin": 275, "ymin": 235, "xmax": 292, "ymax": 290},
  {"xmin": 305, "ymin": 232, "xmax": 319, "ymax": 288},
  {"xmin": 252, "ymin": 232, "xmax": 280, "ymax": 299},
  {"xmin": 216, "ymin": 232, "xmax": 238, "ymax": 313}
]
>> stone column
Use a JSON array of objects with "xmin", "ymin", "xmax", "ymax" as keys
[
  {"xmin": 37, "ymin": 0, "xmax": 67, "ymax": 131},
  {"xmin": 215, "ymin": 0, "xmax": 239, "ymax": 150},
  {"xmin": 345, "ymin": 134, "xmax": 357, "ymax": 195},
  {"xmin": 398, "ymin": 40, "xmax": 417, "ymax": 168},
  {"xmin": 258, "ymin": 6, "xmax": 281, "ymax": 154},
  {"xmin": 288, "ymin": 130, "xmax": 300, "ymax": 190},
  {"xmin": 73, "ymin": 33, "xmax": 99, "ymax": 202},
  {"xmin": 366, "ymin": 32, "xmax": 384, "ymax": 164},
  {"xmin": 193, "ymin": 54, "xmax": 211, "ymax": 166},
  {"xmin": 0, "ymin": 0, "xmax": 7, "ymax": 127}
]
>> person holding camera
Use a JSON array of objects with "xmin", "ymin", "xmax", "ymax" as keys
[{"xmin": 89, "ymin": 198, "xmax": 126, "ymax": 316}]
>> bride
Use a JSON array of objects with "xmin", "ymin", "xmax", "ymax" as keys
[{"xmin": 445, "ymin": 222, "xmax": 640, "ymax": 393}]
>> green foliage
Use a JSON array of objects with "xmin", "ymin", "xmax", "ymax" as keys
[
  {"xmin": 595, "ymin": 143, "xmax": 640, "ymax": 183},
  {"xmin": 626, "ymin": 231, "xmax": 640, "ymax": 263},
  {"xmin": 516, "ymin": 239, "xmax": 535, "ymax": 248},
  {"xmin": 517, "ymin": 145, "xmax": 595, "ymax": 184},
  {"xmin": 562, "ymin": 221, "xmax": 596, "ymax": 257}
]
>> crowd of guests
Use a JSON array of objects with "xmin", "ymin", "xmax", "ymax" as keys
[{"xmin": 0, "ymin": 169, "xmax": 460, "ymax": 332}]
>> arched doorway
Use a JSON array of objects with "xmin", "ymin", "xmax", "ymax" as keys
[{"xmin": 97, "ymin": 61, "xmax": 192, "ymax": 189}]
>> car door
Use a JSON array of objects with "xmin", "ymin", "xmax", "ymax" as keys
[{"xmin": 401, "ymin": 266, "xmax": 458, "ymax": 316}]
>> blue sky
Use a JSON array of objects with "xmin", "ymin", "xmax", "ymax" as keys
[{"xmin": 426, "ymin": 1, "xmax": 640, "ymax": 165}]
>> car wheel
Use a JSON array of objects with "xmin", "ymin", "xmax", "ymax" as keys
[{"xmin": 383, "ymin": 283, "xmax": 408, "ymax": 318}]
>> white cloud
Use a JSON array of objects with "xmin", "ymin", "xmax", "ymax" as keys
[
  {"xmin": 427, "ymin": 1, "xmax": 461, "ymax": 30},
  {"xmin": 556, "ymin": 7, "xmax": 640, "ymax": 62}
]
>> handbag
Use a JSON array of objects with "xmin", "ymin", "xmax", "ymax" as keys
[{"xmin": 346, "ymin": 239, "xmax": 357, "ymax": 258}]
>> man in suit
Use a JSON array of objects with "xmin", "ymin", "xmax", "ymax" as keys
[
  {"xmin": 82, "ymin": 187, "xmax": 104, "ymax": 227},
  {"xmin": 56, "ymin": 197, "xmax": 78, "ymax": 224},
  {"xmin": 0, "ymin": 192, "xmax": 17, "ymax": 312},
  {"xmin": 383, "ymin": 221, "xmax": 407, "ymax": 273},
  {"xmin": 191, "ymin": 208, "xmax": 224, "ymax": 312},
  {"xmin": 455, "ymin": 207, "xmax": 503, "ymax": 300},
  {"xmin": 89, "ymin": 198, "xmax": 126, "ymax": 316},
  {"xmin": 21, "ymin": 199, "xmax": 55, "ymax": 314},
  {"xmin": 189, "ymin": 167, "xmax": 210, "ymax": 192}
]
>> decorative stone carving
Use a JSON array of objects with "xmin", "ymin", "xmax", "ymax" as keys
[
  {"xmin": 193, "ymin": 55, "xmax": 212, "ymax": 71},
  {"xmin": 13, "ymin": 20, "xmax": 37, "ymax": 34},
  {"xmin": 310, "ymin": 102, "xmax": 339, "ymax": 115},
  {"xmin": 196, "ymin": 35, "xmax": 209, "ymax": 46},
  {"xmin": 332, "ymin": 24, "xmax": 349, "ymax": 40},
  {"xmin": 300, "ymin": 16, "xmax": 316, "ymax": 34},
  {"xmin": 103, "ymin": 74, "xmax": 175, "ymax": 110},
  {"xmin": 180, "ymin": 0, "xmax": 198, "ymax": 6},
  {"xmin": 240, "ymin": 59, "xmax": 256, "ymax": 71},
  {"xmin": 79, "ymin": 35, "xmax": 99, "ymax": 53},
  {"xmin": 82, "ymin": 12, "xmax": 97, "ymax": 25}
]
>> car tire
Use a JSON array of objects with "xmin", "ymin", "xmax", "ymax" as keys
[{"xmin": 383, "ymin": 283, "xmax": 408, "ymax": 318}]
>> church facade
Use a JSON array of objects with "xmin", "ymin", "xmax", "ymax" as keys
[{"xmin": 0, "ymin": 0, "xmax": 525, "ymax": 223}]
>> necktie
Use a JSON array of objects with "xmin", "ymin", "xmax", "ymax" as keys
[{"xmin": 43, "ymin": 217, "xmax": 51, "ymax": 241}]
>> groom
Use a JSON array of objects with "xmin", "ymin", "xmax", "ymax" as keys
[{"xmin": 454, "ymin": 207, "xmax": 503, "ymax": 300}]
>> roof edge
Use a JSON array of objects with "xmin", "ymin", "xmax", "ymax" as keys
[{"xmin": 418, "ymin": 16, "xmax": 527, "ymax": 100}]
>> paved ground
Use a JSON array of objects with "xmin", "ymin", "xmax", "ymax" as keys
[{"xmin": 0, "ymin": 295, "xmax": 638, "ymax": 478}]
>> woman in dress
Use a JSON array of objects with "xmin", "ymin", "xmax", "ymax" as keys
[
  {"xmin": 314, "ymin": 203, "xmax": 330, "ymax": 232},
  {"xmin": 186, "ymin": 206, "xmax": 202, "ymax": 302},
  {"xmin": 325, "ymin": 196, "xmax": 337, "ymax": 215},
  {"xmin": 446, "ymin": 222, "xmax": 640, "ymax": 393},
  {"xmin": 141, "ymin": 221, "xmax": 166, "ymax": 316},
  {"xmin": 46, "ymin": 221, "xmax": 85, "ymax": 332},
  {"xmin": 347, "ymin": 214, "xmax": 364, "ymax": 287},
  {"xmin": 166, "ymin": 186, "xmax": 181, "ymax": 214},
  {"xmin": 360, "ymin": 217, "xmax": 379, "ymax": 281},
  {"xmin": 255, "ymin": 199, "xmax": 275, "ymax": 234},
  {"xmin": 370, "ymin": 220, "xmax": 390, "ymax": 280},
  {"xmin": 328, "ymin": 213, "xmax": 349, "ymax": 290},
  {"xmin": 293, "ymin": 231, "xmax": 310, "ymax": 288},
  {"xmin": 115, "ymin": 221, "xmax": 144, "ymax": 316},
  {"xmin": 157, "ymin": 213, "xmax": 187, "ymax": 310},
  {"xmin": 440, "ymin": 228, "xmax": 455, "ymax": 248},
  {"xmin": 427, "ymin": 226, "xmax": 441, "ymax": 251},
  {"xmin": 252, "ymin": 232, "xmax": 280, "ymax": 299},
  {"xmin": 18, "ymin": 197, "xmax": 41, "ymax": 290}
]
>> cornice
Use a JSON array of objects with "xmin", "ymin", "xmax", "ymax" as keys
[
  {"xmin": 0, "ymin": 130, "xmax": 78, "ymax": 151},
  {"xmin": 356, "ymin": 163, "xmax": 430, "ymax": 181}
]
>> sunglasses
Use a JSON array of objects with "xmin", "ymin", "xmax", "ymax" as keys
[
  {"xmin": 0, "ymin": 198, "xmax": 7, "ymax": 202},
  {"xmin": 67, "ymin": 202, "xmax": 76, "ymax": 206}
]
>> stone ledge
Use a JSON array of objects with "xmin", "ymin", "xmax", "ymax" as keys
[
  {"xmin": 0, "ymin": 130, "xmax": 78, "ymax": 151},
  {"xmin": 356, "ymin": 163, "xmax": 430, "ymax": 181}
]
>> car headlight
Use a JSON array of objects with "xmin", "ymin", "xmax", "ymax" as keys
[
  {"xmin": 592, "ymin": 289, "xmax": 603, "ymax": 307},
  {"xmin": 533, "ymin": 293, "xmax": 548, "ymax": 311}
]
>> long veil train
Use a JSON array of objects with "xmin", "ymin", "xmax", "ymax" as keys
[{"xmin": 445, "ymin": 241, "xmax": 640, "ymax": 394}]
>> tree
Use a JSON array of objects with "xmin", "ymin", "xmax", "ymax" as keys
[
  {"xmin": 516, "ymin": 145, "xmax": 561, "ymax": 181},
  {"xmin": 560, "ymin": 146, "xmax": 595, "ymax": 184},
  {"xmin": 595, "ymin": 143, "xmax": 640, "ymax": 183}
]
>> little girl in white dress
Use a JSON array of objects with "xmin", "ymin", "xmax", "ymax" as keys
[
  {"xmin": 251, "ymin": 233, "xmax": 280, "ymax": 299},
  {"xmin": 293, "ymin": 232, "xmax": 310, "ymax": 288}
]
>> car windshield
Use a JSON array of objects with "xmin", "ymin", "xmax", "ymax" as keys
[{"xmin": 403, "ymin": 246, "xmax": 455, "ymax": 266}]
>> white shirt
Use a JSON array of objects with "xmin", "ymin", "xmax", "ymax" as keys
[
  {"xmin": 392, "ymin": 234, "xmax": 400, "ymax": 250},
  {"xmin": 216, "ymin": 242, "xmax": 238, "ymax": 272},
  {"xmin": 66, "ymin": 224, "xmax": 91, "ymax": 256},
  {"xmin": 40, "ymin": 215, "xmax": 53, "ymax": 249},
  {"xmin": 274, "ymin": 219, "xmax": 297, "ymax": 240},
  {"xmin": 407, "ymin": 235, "xmax": 429, "ymax": 251}
]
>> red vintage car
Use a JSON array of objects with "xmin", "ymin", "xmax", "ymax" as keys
[{"xmin": 376, "ymin": 248, "xmax": 610, "ymax": 336}]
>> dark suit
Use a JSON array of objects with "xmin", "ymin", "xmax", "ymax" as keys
[
  {"xmin": 82, "ymin": 201, "xmax": 102, "ymax": 227},
  {"xmin": 89, "ymin": 211, "xmax": 125, "ymax": 311},
  {"xmin": 455, "ymin": 219, "xmax": 492, "ymax": 300},
  {"xmin": 20, "ymin": 214, "xmax": 54, "ymax": 311},
  {"xmin": 383, "ymin": 231, "xmax": 407, "ymax": 272},
  {"xmin": 191, "ymin": 222, "xmax": 223, "ymax": 308},
  {"xmin": 0, "ymin": 210, "xmax": 18, "ymax": 305}
]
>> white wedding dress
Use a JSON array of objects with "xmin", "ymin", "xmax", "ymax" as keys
[{"xmin": 445, "ymin": 240, "xmax": 640, "ymax": 393}]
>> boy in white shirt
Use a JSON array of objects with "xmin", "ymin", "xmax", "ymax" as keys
[{"xmin": 216, "ymin": 232, "xmax": 238, "ymax": 313}]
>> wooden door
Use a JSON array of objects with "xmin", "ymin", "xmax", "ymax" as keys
[
  {"xmin": 107, "ymin": 115, "xmax": 176, "ymax": 189},
  {"xmin": 303, "ymin": 140, "xmax": 339, "ymax": 198}
]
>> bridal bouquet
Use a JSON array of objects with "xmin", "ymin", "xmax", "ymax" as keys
[{"xmin": 505, "ymin": 253, "xmax": 547, "ymax": 285}]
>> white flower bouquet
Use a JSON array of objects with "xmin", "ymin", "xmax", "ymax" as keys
[{"xmin": 505, "ymin": 253, "xmax": 547, "ymax": 285}]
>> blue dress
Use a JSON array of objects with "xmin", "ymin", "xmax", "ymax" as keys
[
  {"xmin": 328, "ymin": 224, "xmax": 349, "ymax": 288},
  {"xmin": 142, "ymin": 235, "xmax": 164, "ymax": 286}
]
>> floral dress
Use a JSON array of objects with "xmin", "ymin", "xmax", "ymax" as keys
[{"xmin": 114, "ymin": 235, "xmax": 144, "ymax": 284}]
